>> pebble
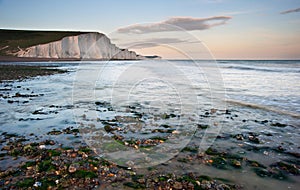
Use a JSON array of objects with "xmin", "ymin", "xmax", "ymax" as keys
[
  {"xmin": 68, "ymin": 163, "xmax": 80, "ymax": 173},
  {"xmin": 201, "ymin": 180, "xmax": 212, "ymax": 189},
  {"xmin": 188, "ymin": 182, "xmax": 194, "ymax": 189},
  {"xmin": 235, "ymin": 134, "xmax": 244, "ymax": 140},
  {"xmin": 173, "ymin": 181, "xmax": 183, "ymax": 189},
  {"xmin": 33, "ymin": 181, "xmax": 42, "ymax": 187},
  {"xmin": 70, "ymin": 152, "xmax": 77, "ymax": 158},
  {"xmin": 137, "ymin": 178, "xmax": 145, "ymax": 184},
  {"xmin": 232, "ymin": 160, "xmax": 241, "ymax": 168},
  {"xmin": 2, "ymin": 146, "xmax": 11, "ymax": 151},
  {"xmin": 216, "ymin": 184, "xmax": 231, "ymax": 190}
]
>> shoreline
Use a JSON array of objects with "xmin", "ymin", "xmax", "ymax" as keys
[
  {"xmin": 0, "ymin": 56, "xmax": 147, "ymax": 62},
  {"xmin": 1, "ymin": 56, "xmax": 299, "ymax": 63},
  {"xmin": 0, "ymin": 65, "xmax": 66, "ymax": 82}
]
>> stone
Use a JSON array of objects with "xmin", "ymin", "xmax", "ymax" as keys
[
  {"xmin": 173, "ymin": 182, "xmax": 183, "ymax": 189},
  {"xmin": 33, "ymin": 181, "xmax": 42, "ymax": 187},
  {"xmin": 231, "ymin": 160, "xmax": 242, "ymax": 168},
  {"xmin": 68, "ymin": 163, "xmax": 80, "ymax": 173},
  {"xmin": 137, "ymin": 178, "xmax": 145, "ymax": 184},
  {"xmin": 216, "ymin": 184, "xmax": 231, "ymax": 190}
]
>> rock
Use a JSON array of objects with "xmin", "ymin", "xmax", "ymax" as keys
[
  {"xmin": 216, "ymin": 184, "xmax": 231, "ymax": 190},
  {"xmin": 32, "ymin": 110, "xmax": 46, "ymax": 115},
  {"xmin": 201, "ymin": 180, "xmax": 212, "ymax": 189},
  {"xmin": 234, "ymin": 134, "xmax": 244, "ymax": 140},
  {"xmin": 7, "ymin": 100, "xmax": 14, "ymax": 104},
  {"xmin": 210, "ymin": 108, "xmax": 217, "ymax": 114},
  {"xmin": 33, "ymin": 181, "xmax": 42, "ymax": 187},
  {"xmin": 271, "ymin": 122, "xmax": 287, "ymax": 127},
  {"xmin": 271, "ymin": 162, "xmax": 299, "ymax": 175},
  {"xmin": 187, "ymin": 182, "xmax": 194, "ymax": 189},
  {"xmin": 104, "ymin": 125, "xmax": 115, "ymax": 133},
  {"xmin": 47, "ymin": 130, "xmax": 62, "ymax": 135},
  {"xmin": 248, "ymin": 135, "xmax": 260, "ymax": 143},
  {"xmin": 2, "ymin": 145, "xmax": 11, "ymax": 151},
  {"xmin": 231, "ymin": 160, "xmax": 242, "ymax": 168},
  {"xmin": 44, "ymin": 140, "xmax": 55, "ymax": 145},
  {"xmin": 23, "ymin": 144, "xmax": 32, "ymax": 152},
  {"xmin": 197, "ymin": 124, "xmax": 209, "ymax": 129},
  {"xmin": 70, "ymin": 152, "xmax": 77, "ymax": 158},
  {"xmin": 68, "ymin": 163, "xmax": 80, "ymax": 173},
  {"xmin": 137, "ymin": 178, "xmax": 145, "ymax": 184},
  {"xmin": 173, "ymin": 181, "xmax": 183, "ymax": 189}
]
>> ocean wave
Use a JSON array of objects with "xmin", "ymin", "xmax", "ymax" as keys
[
  {"xmin": 224, "ymin": 65, "xmax": 300, "ymax": 73},
  {"xmin": 226, "ymin": 99, "xmax": 300, "ymax": 119}
]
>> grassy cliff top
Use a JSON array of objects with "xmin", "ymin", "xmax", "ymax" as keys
[{"xmin": 0, "ymin": 29, "xmax": 88, "ymax": 56}]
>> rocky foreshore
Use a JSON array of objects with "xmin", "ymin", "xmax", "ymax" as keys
[
  {"xmin": 0, "ymin": 65, "xmax": 299, "ymax": 189},
  {"xmin": 0, "ymin": 65, "xmax": 66, "ymax": 82},
  {"xmin": 0, "ymin": 130, "xmax": 243, "ymax": 190}
]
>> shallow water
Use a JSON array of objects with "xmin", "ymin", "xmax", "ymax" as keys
[{"xmin": 0, "ymin": 60, "xmax": 299, "ymax": 189}]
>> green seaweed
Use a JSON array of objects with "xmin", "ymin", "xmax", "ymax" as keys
[
  {"xmin": 177, "ymin": 157, "xmax": 189, "ymax": 163},
  {"xmin": 21, "ymin": 161, "xmax": 36, "ymax": 169},
  {"xmin": 211, "ymin": 156, "xmax": 227, "ymax": 170},
  {"xmin": 48, "ymin": 149, "xmax": 61, "ymax": 157},
  {"xmin": 37, "ymin": 159, "xmax": 55, "ymax": 172},
  {"xmin": 198, "ymin": 175, "xmax": 212, "ymax": 181},
  {"xmin": 123, "ymin": 181, "xmax": 145, "ymax": 189},
  {"xmin": 132, "ymin": 174, "xmax": 144, "ymax": 182},
  {"xmin": 272, "ymin": 162, "xmax": 299, "ymax": 175},
  {"xmin": 74, "ymin": 170, "xmax": 97, "ymax": 178},
  {"xmin": 247, "ymin": 160, "xmax": 267, "ymax": 168},
  {"xmin": 79, "ymin": 147, "xmax": 92, "ymax": 153},
  {"xmin": 17, "ymin": 178, "xmax": 35, "ymax": 187},
  {"xmin": 181, "ymin": 146, "xmax": 198, "ymax": 153},
  {"xmin": 205, "ymin": 147, "xmax": 221, "ymax": 156},
  {"xmin": 10, "ymin": 149, "xmax": 20, "ymax": 157}
]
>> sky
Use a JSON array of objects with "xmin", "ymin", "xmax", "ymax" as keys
[{"xmin": 0, "ymin": 0, "xmax": 300, "ymax": 59}]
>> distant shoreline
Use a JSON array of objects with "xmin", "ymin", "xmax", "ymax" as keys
[
  {"xmin": 0, "ymin": 56, "xmax": 299, "ymax": 62},
  {"xmin": 0, "ymin": 56, "xmax": 145, "ymax": 62}
]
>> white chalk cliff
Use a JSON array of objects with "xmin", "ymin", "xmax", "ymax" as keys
[{"xmin": 16, "ymin": 32, "xmax": 145, "ymax": 60}]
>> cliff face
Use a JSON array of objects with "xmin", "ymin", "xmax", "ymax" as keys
[{"xmin": 16, "ymin": 32, "xmax": 144, "ymax": 60}]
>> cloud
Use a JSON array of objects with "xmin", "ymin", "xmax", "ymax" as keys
[
  {"xmin": 280, "ymin": 7, "xmax": 300, "ymax": 14},
  {"xmin": 117, "ymin": 16, "xmax": 232, "ymax": 34},
  {"xmin": 120, "ymin": 38, "xmax": 198, "ymax": 49}
]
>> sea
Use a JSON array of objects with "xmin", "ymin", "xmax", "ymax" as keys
[{"xmin": 0, "ymin": 60, "xmax": 299, "ymax": 189}]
